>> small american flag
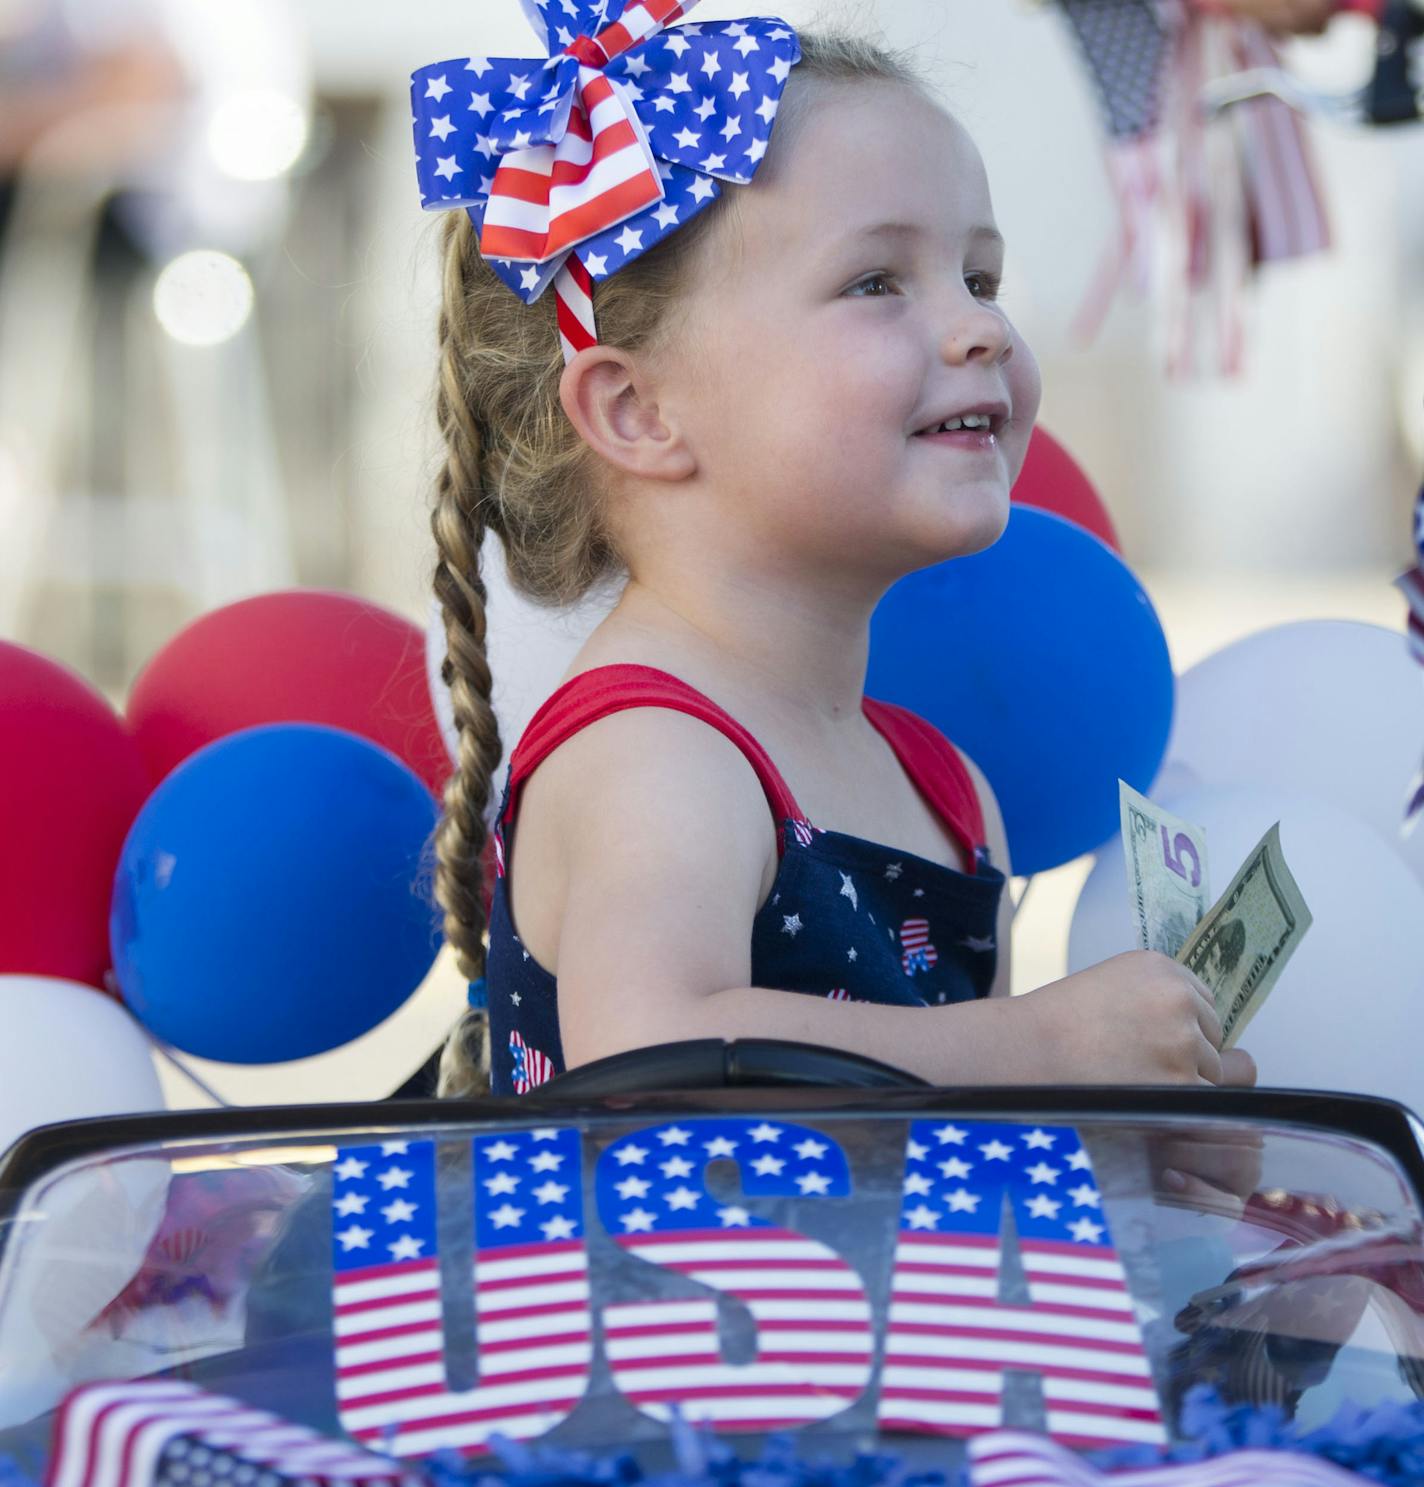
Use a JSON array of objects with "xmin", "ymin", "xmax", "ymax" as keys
[
  {"xmin": 1226, "ymin": 23, "xmax": 1331, "ymax": 267},
  {"xmin": 595, "ymin": 1117, "xmax": 873, "ymax": 1429},
  {"xmin": 790, "ymin": 817, "xmax": 818, "ymax": 848},
  {"xmin": 877, "ymin": 1120, "xmax": 1165, "ymax": 1450},
  {"xmin": 900, "ymin": 918, "xmax": 938, "ymax": 976},
  {"xmin": 966, "ymin": 1429, "xmax": 1376, "ymax": 1487},
  {"xmin": 1053, "ymin": 1, "xmax": 1329, "ymax": 376},
  {"xmin": 46, "ymin": 1380, "xmax": 418, "ymax": 1487},
  {"xmin": 509, "ymin": 1029, "xmax": 556, "ymax": 1093},
  {"xmin": 331, "ymin": 1130, "xmax": 591, "ymax": 1458}
]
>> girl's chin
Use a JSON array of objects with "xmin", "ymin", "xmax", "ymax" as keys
[
  {"xmin": 898, "ymin": 515, "xmax": 1008, "ymax": 573},
  {"xmin": 938, "ymin": 490, "xmax": 1012, "ymax": 555}
]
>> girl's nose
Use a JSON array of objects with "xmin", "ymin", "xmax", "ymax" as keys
[{"xmin": 941, "ymin": 301, "xmax": 1014, "ymax": 366}]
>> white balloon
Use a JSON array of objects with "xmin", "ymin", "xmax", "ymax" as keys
[
  {"xmin": 1066, "ymin": 838, "xmax": 1139, "ymax": 979},
  {"xmin": 1163, "ymin": 621, "xmax": 1424, "ymax": 884},
  {"xmin": 0, "ymin": 975, "xmax": 165, "ymax": 1158},
  {"xmin": 427, "ymin": 533, "xmax": 617, "ymax": 824},
  {"xmin": 1069, "ymin": 785, "xmax": 1424, "ymax": 1114},
  {"xmin": 0, "ymin": 976, "xmax": 169, "ymax": 1426}
]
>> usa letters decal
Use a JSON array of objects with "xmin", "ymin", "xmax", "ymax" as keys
[{"xmin": 327, "ymin": 1119, "xmax": 1162, "ymax": 1456}]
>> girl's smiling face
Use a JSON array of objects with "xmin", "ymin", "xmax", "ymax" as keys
[{"xmin": 668, "ymin": 80, "xmax": 1042, "ymax": 584}]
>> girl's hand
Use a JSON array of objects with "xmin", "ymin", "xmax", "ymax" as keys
[
  {"xmin": 1024, "ymin": 950, "xmax": 1258, "ymax": 1086},
  {"xmin": 1152, "ymin": 1126, "xmax": 1266, "ymax": 1219}
]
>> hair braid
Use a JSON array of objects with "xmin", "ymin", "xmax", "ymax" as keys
[{"xmin": 431, "ymin": 212, "xmax": 504, "ymax": 1096}]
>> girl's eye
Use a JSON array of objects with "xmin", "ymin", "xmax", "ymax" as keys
[
  {"xmin": 846, "ymin": 271, "xmax": 898, "ymax": 298},
  {"xmin": 846, "ymin": 270, "xmax": 1005, "ymax": 301},
  {"xmin": 966, "ymin": 271, "xmax": 1004, "ymax": 302}
]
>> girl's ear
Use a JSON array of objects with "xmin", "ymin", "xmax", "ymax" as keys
[{"xmin": 558, "ymin": 344, "xmax": 696, "ymax": 482}]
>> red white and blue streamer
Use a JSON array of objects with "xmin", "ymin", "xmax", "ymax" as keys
[{"xmin": 410, "ymin": 0, "xmax": 801, "ymax": 363}]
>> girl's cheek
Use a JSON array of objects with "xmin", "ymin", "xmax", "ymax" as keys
[{"xmin": 1010, "ymin": 338, "xmax": 1043, "ymax": 424}]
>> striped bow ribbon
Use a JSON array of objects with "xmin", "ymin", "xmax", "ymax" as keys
[{"xmin": 411, "ymin": 0, "xmax": 801, "ymax": 363}]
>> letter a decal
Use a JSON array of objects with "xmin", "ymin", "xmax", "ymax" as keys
[{"xmin": 878, "ymin": 1120, "xmax": 1165, "ymax": 1448}]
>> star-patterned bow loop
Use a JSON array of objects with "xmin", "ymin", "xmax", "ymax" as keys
[{"xmin": 411, "ymin": 0, "xmax": 800, "ymax": 361}]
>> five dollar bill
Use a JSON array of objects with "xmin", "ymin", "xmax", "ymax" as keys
[{"xmin": 1118, "ymin": 781, "xmax": 1313, "ymax": 1050}]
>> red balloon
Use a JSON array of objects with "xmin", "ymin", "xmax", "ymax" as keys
[
  {"xmin": 1012, "ymin": 426, "xmax": 1122, "ymax": 553},
  {"xmin": 126, "ymin": 591, "xmax": 452, "ymax": 798},
  {"xmin": 0, "ymin": 642, "xmax": 150, "ymax": 988}
]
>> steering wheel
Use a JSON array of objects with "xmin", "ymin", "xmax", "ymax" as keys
[{"xmin": 533, "ymin": 1037, "xmax": 927, "ymax": 1096}]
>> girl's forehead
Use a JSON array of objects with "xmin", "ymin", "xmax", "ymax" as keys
[{"xmin": 740, "ymin": 89, "xmax": 994, "ymax": 259}]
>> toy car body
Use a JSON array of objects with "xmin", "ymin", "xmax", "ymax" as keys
[{"xmin": 4, "ymin": 1044, "xmax": 1424, "ymax": 1484}]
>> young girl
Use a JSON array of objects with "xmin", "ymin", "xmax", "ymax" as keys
[{"xmin": 420, "ymin": 10, "xmax": 1258, "ymax": 1102}]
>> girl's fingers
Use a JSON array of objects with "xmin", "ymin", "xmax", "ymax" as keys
[
  {"xmin": 1219, "ymin": 1047, "xmax": 1258, "ymax": 1087},
  {"xmin": 1183, "ymin": 972, "xmax": 1224, "ymax": 1047},
  {"xmin": 1158, "ymin": 1167, "xmax": 1249, "ymax": 1221},
  {"xmin": 1154, "ymin": 1129, "xmax": 1265, "ymax": 1203},
  {"xmin": 1196, "ymin": 1034, "xmax": 1224, "ymax": 1085}
]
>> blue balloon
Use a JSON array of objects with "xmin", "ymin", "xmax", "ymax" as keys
[
  {"xmin": 867, "ymin": 507, "xmax": 1173, "ymax": 876},
  {"xmin": 110, "ymin": 723, "xmax": 442, "ymax": 1062}
]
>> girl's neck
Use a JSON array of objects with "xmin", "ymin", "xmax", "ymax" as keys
[{"xmin": 599, "ymin": 573, "xmax": 875, "ymax": 732}]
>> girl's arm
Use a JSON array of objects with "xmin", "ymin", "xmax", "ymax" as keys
[{"xmin": 543, "ymin": 707, "xmax": 1234, "ymax": 1087}]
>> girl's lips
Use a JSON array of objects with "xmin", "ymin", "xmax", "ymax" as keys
[{"xmin": 914, "ymin": 428, "xmax": 998, "ymax": 453}]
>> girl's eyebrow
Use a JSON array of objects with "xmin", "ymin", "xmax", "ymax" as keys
[{"xmin": 846, "ymin": 221, "xmax": 1005, "ymax": 249}]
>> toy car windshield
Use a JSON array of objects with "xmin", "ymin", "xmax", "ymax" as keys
[{"xmin": 3, "ymin": 1078, "xmax": 1424, "ymax": 1485}]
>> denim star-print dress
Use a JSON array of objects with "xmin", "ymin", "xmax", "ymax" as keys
[{"xmin": 481, "ymin": 664, "xmax": 1005, "ymax": 1096}]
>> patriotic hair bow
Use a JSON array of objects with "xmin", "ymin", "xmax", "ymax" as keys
[{"xmin": 411, "ymin": 0, "xmax": 801, "ymax": 364}]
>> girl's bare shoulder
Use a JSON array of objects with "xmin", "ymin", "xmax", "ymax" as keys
[
  {"xmin": 505, "ymin": 662, "xmax": 782, "ymax": 976},
  {"xmin": 522, "ymin": 664, "xmax": 781, "ymax": 870}
]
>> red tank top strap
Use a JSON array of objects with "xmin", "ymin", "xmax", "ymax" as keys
[
  {"xmin": 503, "ymin": 663, "xmax": 806, "ymax": 841},
  {"xmin": 861, "ymin": 696, "xmax": 987, "ymax": 865}
]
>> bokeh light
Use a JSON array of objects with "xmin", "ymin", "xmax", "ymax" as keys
[
  {"xmin": 152, "ymin": 250, "xmax": 255, "ymax": 347},
  {"xmin": 207, "ymin": 89, "xmax": 309, "ymax": 182}
]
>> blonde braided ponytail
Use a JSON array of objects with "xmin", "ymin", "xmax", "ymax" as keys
[{"xmin": 432, "ymin": 212, "xmax": 504, "ymax": 1097}]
